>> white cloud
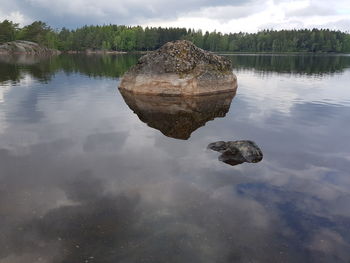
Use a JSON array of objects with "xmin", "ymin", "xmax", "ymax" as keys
[
  {"xmin": 0, "ymin": 0, "xmax": 349, "ymax": 32},
  {"xmin": 142, "ymin": 0, "xmax": 350, "ymax": 33},
  {"xmin": 0, "ymin": 10, "xmax": 31, "ymax": 26}
]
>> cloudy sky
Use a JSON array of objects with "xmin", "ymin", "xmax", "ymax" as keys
[{"xmin": 0, "ymin": 0, "xmax": 349, "ymax": 33}]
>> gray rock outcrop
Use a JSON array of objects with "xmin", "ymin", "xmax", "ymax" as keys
[
  {"xmin": 208, "ymin": 140, "xmax": 263, "ymax": 166},
  {"xmin": 0, "ymin": 40, "xmax": 60, "ymax": 55},
  {"xmin": 119, "ymin": 40, "xmax": 237, "ymax": 95}
]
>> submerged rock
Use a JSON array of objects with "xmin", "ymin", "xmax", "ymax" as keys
[
  {"xmin": 120, "ymin": 90, "xmax": 235, "ymax": 140},
  {"xmin": 119, "ymin": 40, "xmax": 237, "ymax": 95},
  {"xmin": 0, "ymin": 40, "xmax": 60, "ymax": 55},
  {"xmin": 208, "ymin": 140, "xmax": 263, "ymax": 166}
]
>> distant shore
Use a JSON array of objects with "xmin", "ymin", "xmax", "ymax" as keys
[
  {"xmin": 61, "ymin": 50, "xmax": 349, "ymax": 56},
  {"xmin": 216, "ymin": 51, "xmax": 350, "ymax": 55},
  {"xmin": 62, "ymin": 50, "xmax": 349, "ymax": 55},
  {"xmin": 63, "ymin": 50, "xmax": 152, "ymax": 55},
  {"xmin": 67, "ymin": 50, "xmax": 127, "ymax": 54}
]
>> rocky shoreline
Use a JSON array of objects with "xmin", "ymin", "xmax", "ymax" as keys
[{"xmin": 0, "ymin": 40, "xmax": 60, "ymax": 55}]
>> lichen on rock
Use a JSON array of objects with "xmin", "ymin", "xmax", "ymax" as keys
[{"xmin": 119, "ymin": 40, "xmax": 237, "ymax": 96}]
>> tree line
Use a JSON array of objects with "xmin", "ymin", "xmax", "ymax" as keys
[
  {"xmin": 1, "ymin": 19, "xmax": 350, "ymax": 53},
  {"xmin": 2, "ymin": 53, "xmax": 350, "ymax": 84}
]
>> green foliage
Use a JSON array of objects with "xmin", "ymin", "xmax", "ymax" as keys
[
  {"xmin": 0, "ymin": 20, "xmax": 18, "ymax": 44},
  {"xmin": 15, "ymin": 21, "xmax": 60, "ymax": 48},
  {"xmin": 18, "ymin": 21, "xmax": 49, "ymax": 42},
  {"xmin": 342, "ymin": 35, "xmax": 350, "ymax": 53},
  {"xmin": 2, "ymin": 20, "xmax": 350, "ymax": 53}
]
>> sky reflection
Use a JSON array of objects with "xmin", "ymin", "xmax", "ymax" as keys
[{"xmin": 0, "ymin": 54, "xmax": 350, "ymax": 262}]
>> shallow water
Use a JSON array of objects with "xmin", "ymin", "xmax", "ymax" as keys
[{"xmin": 0, "ymin": 53, "xmax": 350, "ymax": 262}]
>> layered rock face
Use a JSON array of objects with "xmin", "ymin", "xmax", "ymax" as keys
[
  {"xmin": 119, "ymin": 40, "xmax": 237, "ymax": 95},
  {"xmin": 120, "ymin": 90, "xmax": 235, "ymax": 139},
  {"xmin": 0, "ymin": 41, "xmax": 60, "ymax": 55}
]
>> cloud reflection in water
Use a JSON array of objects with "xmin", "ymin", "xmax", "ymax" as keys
[{"xmin": 0, "ymin": 54, "xmax": 350, "ymax": 262}]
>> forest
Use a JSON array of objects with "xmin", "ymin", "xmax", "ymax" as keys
[{"xmin": 1, "ymin": 19, "xmax": 350, "ymax": 53}]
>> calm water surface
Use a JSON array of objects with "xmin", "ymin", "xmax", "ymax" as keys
[{"xmin": 0, "ymin": 53, "xmax": 350, "ymax": 262}]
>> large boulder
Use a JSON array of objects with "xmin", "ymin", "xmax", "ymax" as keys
[
  {"xmin": 0, "ymin": 40, "xmax": 60, "ymax": 55},
  {"xmin": 120, "ymin": 90, "xmax": 235, "ymax": 139},
  {"xmin": 119, "ymin": 40, "xmax": 237, "ymax": 96}
]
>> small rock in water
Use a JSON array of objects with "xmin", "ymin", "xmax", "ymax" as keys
[{"xmin": 208, "ymin": 140, "xmax": 263, "ymax": 166}]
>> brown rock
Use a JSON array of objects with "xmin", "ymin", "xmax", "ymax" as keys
[{"xmin": 119, "ymin": 40, "xmax": 237, "ymax": 96}]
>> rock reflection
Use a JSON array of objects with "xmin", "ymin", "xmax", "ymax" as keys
[
  {"xmin": 119, "ymin": 90, "xmax": 235, "ymax": 140},
  {"xmin": 208, "ymin": 140, "xmax": 263, "ymax": 166}
]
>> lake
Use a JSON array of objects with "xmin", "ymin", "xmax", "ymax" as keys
[{"xmin": 0, "ymin": 53, "xmax": 350, "ymax": 262}]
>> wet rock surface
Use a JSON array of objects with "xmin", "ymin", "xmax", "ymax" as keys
[
  {"xmin": 119, "ymin": 40, "xmax": 237, "ymax": 95},
  {"xmin": 120, "ymin": 89, "xmax": 235, "ymax": 140},
  {"xmin": 0, "ymin": 40, "xmax": 60, "ymax": 55},
  {"xmin": 208, "ymin": 140, "xmax": 263, "ymax": 166}
]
